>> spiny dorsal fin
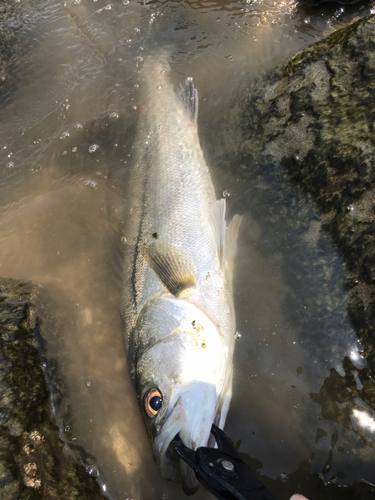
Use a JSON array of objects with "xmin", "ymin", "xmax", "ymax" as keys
[
  {"xmin": 210, "ymin": 199, "xmax": 242, "ymax": 281},
  {"xmin": 178, "ymin": 77, "xmax": 198, "ymax": 126},
  {"xmin": 146, "ymin": 242, "xmax": 197, "ymax": 296}
]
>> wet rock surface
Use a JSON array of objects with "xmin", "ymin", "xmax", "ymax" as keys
[
  {"xmin": 0, "ymin": 278, "xmax": 107, "ymax": 499},
  {"xmin": 200, "ymin": 14, "xmax": 375, "ymax": 499},
  {"xmin": 213, "ymin": 14, "xmax": 375, "ymax": 370},
  {"xmin": 0, "ymin": 0, "xmax": 35, "ymax": 106}
]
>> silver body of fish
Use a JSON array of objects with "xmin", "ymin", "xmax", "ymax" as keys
[{"xmin": 121, "ymin": 50, "xmax": 241, "ymax": 494}]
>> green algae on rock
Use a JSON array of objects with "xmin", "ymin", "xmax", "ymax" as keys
[
  {"xmin": 0, "ymin": 0, "xmax": 35, "ymax": 106},
  {"xmin": 196, "ymin": 17, "xmax": 375, "ymax": 495},
  {"xmin": 223, "ymin": 14, "xmax": 375, "ymax": 368},
  {"xmin": 0, "ymin": 278, "xmax": 108, "ymax": 499}
]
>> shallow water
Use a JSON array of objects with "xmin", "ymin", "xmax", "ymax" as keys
[{"xmin": 0, "ymin": 0, "xmax": 375, "ymax": 499}]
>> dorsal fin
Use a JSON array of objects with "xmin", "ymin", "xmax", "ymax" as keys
[
  {"xmin": 146, "ymin": 242, "xmax": 196, "ymax": 296},
  {"xmin": 178, "ymin": 78, "xmax": 198, "ymax": 126}
]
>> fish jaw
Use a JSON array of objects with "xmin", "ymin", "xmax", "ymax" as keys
[
  {"xmin": 133, "ymin": 297, "xmax": 232, "ymax": 493},
  {"xmin": 153, "ymin": 383, "xmax": 218, "ymax": 494}
]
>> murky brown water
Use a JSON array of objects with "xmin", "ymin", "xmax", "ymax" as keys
[{"xmin": 0, "ymin": 0, "xmax": 375, "ymax": 499}]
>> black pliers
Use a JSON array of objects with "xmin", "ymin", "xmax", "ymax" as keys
[{"xmin": 172, "ymin": 424, "xmax": 278, "ymax": 500}]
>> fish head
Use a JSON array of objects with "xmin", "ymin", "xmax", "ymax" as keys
[{"xmin": 132, "ymin": 296, "xmax": 232, "ymax": 494}]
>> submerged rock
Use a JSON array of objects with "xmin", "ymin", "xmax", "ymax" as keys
[
  {"xmin": 0, "ymin": 0, "xmax": 34, "ymax": 106},
  {"xmin": 198, "ymin": 14, "xmax": 375, "ymax": 498},
  {"xmin": 0, "ymin": 278, "xmax": 107, "ymax": 499},
  {"xmin": 218, "ymin": 14, "xmax": 375, "ymax": 369}
]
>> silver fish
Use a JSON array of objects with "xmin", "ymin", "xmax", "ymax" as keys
[{"xmin": 121, "ymin": 51, "xmax": 241, "ymax": 494}]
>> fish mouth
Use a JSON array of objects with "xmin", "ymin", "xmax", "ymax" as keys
[
  {"xmin": 154, "ymin": 387, "xmax": 217, "ymax": 494},
  {"xmin": 157, "ymin": 435, "xmax": 201, "ymax": 495}
]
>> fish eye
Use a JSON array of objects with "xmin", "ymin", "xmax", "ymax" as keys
[{"xmin": 144, "ymin": 388, "xmax": 163, "ymax": 417}]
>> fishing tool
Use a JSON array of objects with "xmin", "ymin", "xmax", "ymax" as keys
[{"xmin": 173, "ymin": 424, "xmax": 278, "ymax": 500}]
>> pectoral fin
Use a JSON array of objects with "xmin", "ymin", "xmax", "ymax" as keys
[{"xmin": 146, "ymin": 242, "xmax": 196, "ymax": 296}]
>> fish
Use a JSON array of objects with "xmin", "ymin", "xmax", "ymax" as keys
[{"xmin": 121, "ymin": 50, "xmax": 242, "ymax": 494}]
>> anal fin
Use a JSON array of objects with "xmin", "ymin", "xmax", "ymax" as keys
[{"xmin": 178, "ymin": 78, "xmax": 198, "ymax": 126}]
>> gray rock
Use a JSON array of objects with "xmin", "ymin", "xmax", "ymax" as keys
[
  {"xmin": 0, "ymin": 278, "xmax": 107, "ymax": 499},
  {"xmin": 213, "ymin": 15, "xmax": 375, "ymax": 370},
  {"xmin": 198, "ymin": 16, "xmax": 375, "ymax": 498},
  {"xmin": 0, "ymin": 0, "xmax": 41, "ymax": 106}
]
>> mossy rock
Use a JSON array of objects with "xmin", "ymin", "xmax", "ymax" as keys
[
  {"xmin": 0, "ymin": 0, "xmax": 35, "ymax": 106},
  {"xmin": 214, "ymin": 14, "xmax": 375, "ymax": 368},
  {"xmin": 0, "ymin": 278, "xmax": 107, "ymax": 499}
]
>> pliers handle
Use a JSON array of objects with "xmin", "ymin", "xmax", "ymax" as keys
[{"xmin": 172, "ymin": 424, "xmax": 278, "ymax": 500}]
